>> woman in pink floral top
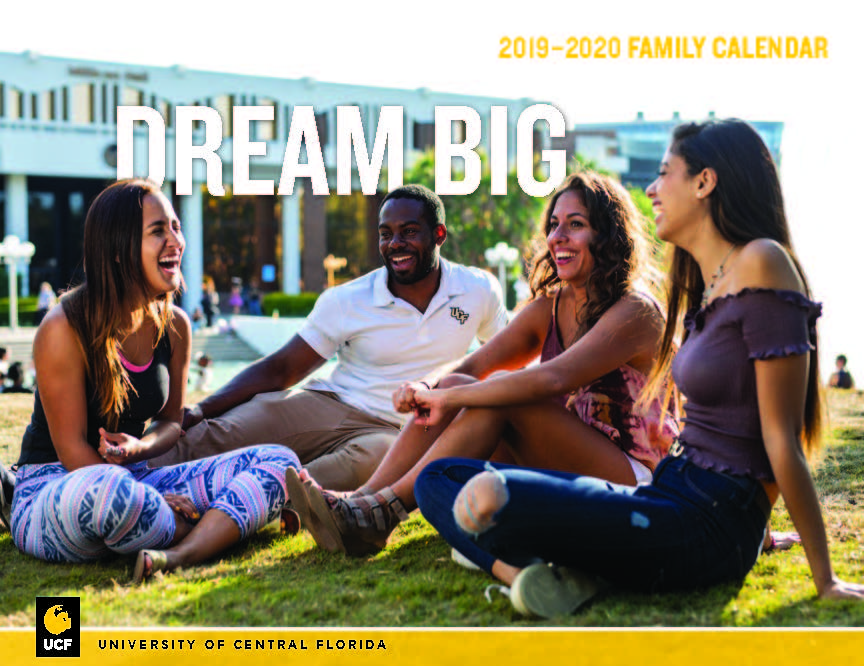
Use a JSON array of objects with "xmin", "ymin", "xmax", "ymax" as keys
[{"xmin": 289, "ymin": 171, "xmax": 678, "ymax": 559}]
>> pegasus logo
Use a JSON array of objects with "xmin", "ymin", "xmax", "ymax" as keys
[
  {"xmin": 450, "ymin": 307, "xmax": 469, "ymax": 325},
  {"xmin": 43, "ymin": 606, "xmax": 72, "ymax": 635}
]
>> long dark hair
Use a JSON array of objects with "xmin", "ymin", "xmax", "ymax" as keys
[
  {"xmin": 647, "ymin": 119, "xmax": 822, "ymax": 452},
  {"xmin": 61, "ymin": 179, "xmax": 178, "ymax": 429},
  {"xmin": 527, "ymin": 170, "xmax": 661, "ymax": 332}
]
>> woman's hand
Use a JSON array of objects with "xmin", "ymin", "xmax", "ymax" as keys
[
  {"xmin": 162, "ymin": 493, "xmax": 200, "ymax": 523},
  {"xmin": 818, "ymin": 578, "xmax": 864, "ymax": 601},
  {"xmin": 97, "ymin": 428, "xmax": 143, "ymax": 464},
  {"xmin": 412, "ymin": 389, "xmax": 451, "ymax": 427},
  {"xmin": 392, "ymin": 382, "xmax": 428, "ymax": 414}
]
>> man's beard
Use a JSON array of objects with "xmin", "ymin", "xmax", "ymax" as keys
[{"xmin": 384, "ymin": 249, "xmax": 437, "ymax": 285}]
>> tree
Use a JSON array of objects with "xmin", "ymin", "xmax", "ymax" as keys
[{"xmin": 401, "ymin": 151, "xmax": 546, "ymax": 276}]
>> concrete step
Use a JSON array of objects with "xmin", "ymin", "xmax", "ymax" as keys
[
  {"xmin": 0, "ymin": 338, "xmax": 34, "ymax": 365},
  {"xmin": 191, "ymin": 330, "xmax": 262, "ymax": 362},
  {"xmin": 0, "ymin": 328, "xmax": 263, "ymax": 365}
]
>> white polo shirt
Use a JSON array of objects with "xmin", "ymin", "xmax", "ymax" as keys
[{"xmin": 298, "ymin": 258, "xmax": 508, "ymax": 425}]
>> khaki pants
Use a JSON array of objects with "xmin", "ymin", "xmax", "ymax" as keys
[{"xmin": 149, "ymin": 390, "xmax": 399, "ymax": 491}]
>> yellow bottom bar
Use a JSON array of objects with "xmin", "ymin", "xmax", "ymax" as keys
[{"xmin": 3, "ymin": 629, "xmax": 864, "ymax": 666}]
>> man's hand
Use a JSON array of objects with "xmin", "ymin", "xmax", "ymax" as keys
[
  {"xmin": 392, "ymin": 382, "xmax": 430, "ymax": 413},
  {"xmin": 181, "ymin": 404, "xmax": 204, "ymax": 432},
  {"xmin": 162, "ymin": 493, "xmax": 200, "ymax": 523}
]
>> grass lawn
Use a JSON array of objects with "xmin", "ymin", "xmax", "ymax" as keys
[{"xmin": 1, "ymin": 389, "xmax": 863, "ymax": 627}]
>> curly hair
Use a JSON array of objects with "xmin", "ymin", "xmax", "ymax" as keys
[{"xmin": 527, "ymin": 171, "xmax": 661, "ymax": 333}]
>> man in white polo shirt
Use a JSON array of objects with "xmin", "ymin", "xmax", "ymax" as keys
[{"xmin": 151, "ymin": 184, "xmax": 507, "ymax": 490}]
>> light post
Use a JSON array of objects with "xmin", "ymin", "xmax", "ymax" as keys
[
  {"xmin": 484, "ymin": 241, "xmax": 519, "ymax": 301},
  {"xmin": 323, "ymin": 254, "xmax": 347, "ymax": 289},
  {"xmin": 0, "ymin": 235, "xmax": 36, "ymax": 332}
]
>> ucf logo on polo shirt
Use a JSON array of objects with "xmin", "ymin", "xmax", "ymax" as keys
[
  {"xmin": 36, "ymin": 596, "xmax": 80, "ymax": 658},
  {"xmin": 450, "ymin": 307, "xmax": 469, "ymax": 325}
]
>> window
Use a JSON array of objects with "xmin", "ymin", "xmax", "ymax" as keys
[
  {"xmin": 315, "ymin": 112, "xmax": 328, "ymax": 146},
  {"xmin": 257, "ymin": 98, "xmax": 277, "ymax": 141},
  {"xmin": 9, "ymin": 88, "xmax": 24, "ymax": 120},
  {"xmin": 41, "ymin": 90, "xmax": 57, "ymax": 121},
  {"xmin": 121, "ymin": 87, "xmax": 144, "ymax": 106},
  {"xmin": 413, "ymin": 121, "xmax": 435, "ymax": 150},
  {"xmin": 70, "ymin": 83, "xmax": 94, "ymax": 124},
  {"xmin": 212, "ymin": 94, "xmax": 234, "ymax": 138}
]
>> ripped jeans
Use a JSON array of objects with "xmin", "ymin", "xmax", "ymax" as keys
[{"xmin": 414, "ymin": 455, "xmax": 770, "ymax": 592}]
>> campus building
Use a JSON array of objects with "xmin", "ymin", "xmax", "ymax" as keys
[
  {"xmin": 550, "ymin": 112, "xmax": 784, "ymax": 190},
  {"xmin": 0, "ymin": 51, "xmax": 539, "ymax": 312}
]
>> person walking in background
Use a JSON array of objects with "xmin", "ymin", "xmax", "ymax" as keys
[
  {"xmin": 35, "ymin": 282, "xmax": 57, "ymax": 325},
  {"xmin": 201, "ymin": 276, "xmax": 219, "ymax": 328},
  {"xmin": 229, "ymin": 279, "xmax": 244, "ymax": 315},
  {"xmin": 247, "ymin": 279, "xmax": 263, "ymax": 316}
]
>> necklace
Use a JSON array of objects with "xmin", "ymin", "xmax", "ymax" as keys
[{"xmin": 701, "ymin": 245, "xmax": 737, "ymax": 308}]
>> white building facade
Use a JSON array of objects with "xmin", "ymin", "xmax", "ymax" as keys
[{"xmin": 0, "ymin": 51, "xmax": 541, "ymax": 311}]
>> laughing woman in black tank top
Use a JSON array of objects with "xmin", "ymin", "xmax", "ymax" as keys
[{"xmin": 2, "ymin": 179, "xmax": 300, "ymax": 583}]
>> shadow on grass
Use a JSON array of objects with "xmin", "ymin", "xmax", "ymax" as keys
[
  {"xmin": 3, "ymin": 523, "xmax": 863, "ymax": 627},
  {"xmin": 753, "ymin": 595, "xmax": 864, "ymax": 626},
  {"xmin": 0, "ymin": 532, "xmax": 134, "ymax": 620},
  {"xmin": 133, "ymin": 528, "xmax": 750, "ymax": 628}
]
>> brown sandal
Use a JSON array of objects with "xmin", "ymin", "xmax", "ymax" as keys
[
  {"xmin": 284, "ymin": 467, "xmax": 343, "ymax": 550},
  {"xmin": 307, "ymin": 486, "xmax": 410, "ymax": 557},
  {"xmin": 132, "ymin": 550, "xmax": 169, "ymax": 584}
]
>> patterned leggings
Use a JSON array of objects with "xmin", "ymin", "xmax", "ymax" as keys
[{"xmin": 10, "ymin": 445, "xmax": 299, "ymax": 563}]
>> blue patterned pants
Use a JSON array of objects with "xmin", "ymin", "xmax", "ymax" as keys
[{"xmin": 10, "ymin": 445, "xmax": 298, "ymax": 563}]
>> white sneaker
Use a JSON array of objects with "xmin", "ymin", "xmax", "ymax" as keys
[
  {"xmin": 451, "ymin": 548, "xmax": 482, "ymax": 571},
  {"xmin": 509, "ymin": 563, "xmax": 601, "ymax": 618}
]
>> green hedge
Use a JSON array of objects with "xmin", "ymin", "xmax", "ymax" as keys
[
  {"xmin": 261, "ymin": 292, "xmax": 319, "ymax": 318},
  {"xmin": 0, "ymin": 296, "xmax": 40, "ymax": 326}
]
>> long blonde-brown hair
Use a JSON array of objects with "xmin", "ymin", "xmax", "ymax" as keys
[{"xmin": 61, "ymin": 179, "xmax": 178, "ymax": 429}]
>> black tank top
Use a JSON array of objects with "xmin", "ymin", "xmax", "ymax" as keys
[{"xmin": 16, "ymin": 333, "xmax": 172, "ymax": 466}]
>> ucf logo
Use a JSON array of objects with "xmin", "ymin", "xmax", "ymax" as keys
[
  {"xmin": 450, "ymin": 307, "xmax": 469, "ymax": 325},
  {"xmin": 36, "ymin": 597, "xmax": 80, "ymax": 658}
]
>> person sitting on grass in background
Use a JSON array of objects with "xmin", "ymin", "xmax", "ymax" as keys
[
  {"xmin": 291, "ymin": 171, "xmax": 679, "ymax": 558},
  {"xmin": 2, "ymin": 179, "xmax": 300, "ymax": 584},
  {"xmin": 411, "ymin": 119, "xmax": 864, "ymax": 618},
  {"xmin": 2, "ymin": 362, "xmax": 33, "ymax": 394},
  {"xmin": 191, "ymin": 352, "xmax": 213, "ymax": 392},
  {"xmin": 828, "ymin": 354, "xmax": 855, "ymax": 389}
]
